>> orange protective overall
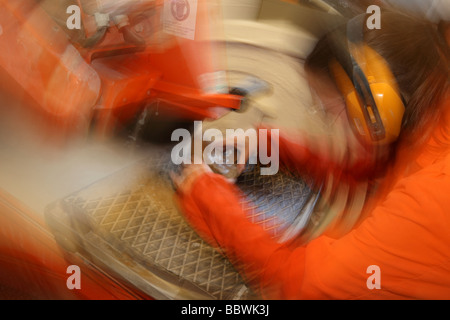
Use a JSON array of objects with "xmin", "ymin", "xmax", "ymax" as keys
[{"xmin": 176, "ymin": 97, "xmax": 450, "ymax": 300}]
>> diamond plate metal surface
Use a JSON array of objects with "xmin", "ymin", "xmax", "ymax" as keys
[
  {"xmin": 236, "ymin": 164, "xmax": 314, "ymax": 238},
  {"xmin": 47, "ymin": 145, "xmax": 315, "ymax": 299}
]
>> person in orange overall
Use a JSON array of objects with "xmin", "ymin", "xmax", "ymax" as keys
[{"xmin": 171, "ymin": 12, "xmax": 450, "ymax": 299}]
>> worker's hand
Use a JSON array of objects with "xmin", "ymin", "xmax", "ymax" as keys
[{"xmin": 170, "ymin": 164, "xmax": 212, "ymax": 195}]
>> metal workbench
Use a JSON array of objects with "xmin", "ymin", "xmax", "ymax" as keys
[{"xmin": 45, "ymin": 143, "xmax": 319, "ymax": 300}]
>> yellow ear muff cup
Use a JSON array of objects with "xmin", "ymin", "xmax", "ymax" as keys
[{"xmin": 329, "ymin": 45, "xmax": 405, "ymax": 145}]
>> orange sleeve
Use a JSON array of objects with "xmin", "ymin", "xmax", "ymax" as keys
[
  {"xmin": 176, "ymin": 172, "xmax": 306, "ymax": 299},
  {"xmin": 176, "ymin": 157, "xmax": 450, "ymax": 299}
]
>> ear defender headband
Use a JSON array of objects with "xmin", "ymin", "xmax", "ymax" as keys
[{"xmin": 327, "ymin": 14, "xmax": 405, "ymax": 145}]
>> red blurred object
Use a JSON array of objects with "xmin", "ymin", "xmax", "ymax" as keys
[
  {"xmin": 0, "ymin": 0, "xmax": 241, "ymax": 139},
  {"xmin": 0, "ymin": 0, "xmax": 241, "ymax": 299}
]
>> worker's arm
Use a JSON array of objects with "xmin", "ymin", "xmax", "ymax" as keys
[
  {"xmin": 175, "ymin": 157, "xmax": 450, "ymax": 299},
  {"xmin": 175, "ymin": 171, "xmax": 306, "ymax": 299}
]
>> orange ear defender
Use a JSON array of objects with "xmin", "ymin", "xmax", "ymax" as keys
[{"xmin": 327, "ymin": 15, "xmax": 405, "ymax": 146}]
